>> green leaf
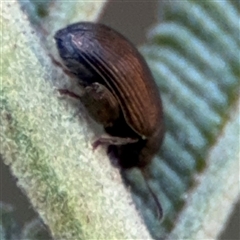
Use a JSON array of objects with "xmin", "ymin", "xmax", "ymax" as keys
[
  {"xmin": 125, "ymin": 0, "xmax": 239, "ymax": 238},
  {"xmin": 1, "ymin": 0, "xmax": 239, "ymax": 239},
  {"xmin": 1, "ymin": 1, "xmax": 151, "ymax": 239}
]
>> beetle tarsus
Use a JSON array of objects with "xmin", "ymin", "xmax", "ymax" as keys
[
  {"xmin": 58, "ymin": 89, "xmax": 82, "ymax": 100},
  {"xmin": 92, "ymin": 136, "xmax": 139, "ymax": 150}
]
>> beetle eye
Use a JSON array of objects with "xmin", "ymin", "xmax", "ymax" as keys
[{"xmin": 55, "ymin": 34, "xmax": 75, "ymax": 59}]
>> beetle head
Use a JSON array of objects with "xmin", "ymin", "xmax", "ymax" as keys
[{"xmin": 54, "ymin": 28, "xmax": 94, "ymax": 84}]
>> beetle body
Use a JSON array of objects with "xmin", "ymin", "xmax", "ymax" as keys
[{"xmin": 55, "ymin": 22, "xmax": 164, "ymax": 169}]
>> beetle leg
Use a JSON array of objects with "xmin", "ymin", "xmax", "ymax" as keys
[
  {"xmin": 49, "ymin": 54, "xmax": 75, "ymax": 78},
  {"xmin": 82, "ymin": 83, "xmax": 140, "ymax": 149},
  {"xmin": 59, "ymin": 82, "xmax": 120, "ymax": 127},
  {"xmin": 92, "ymin": 136, "xmax": 138, "ymax": 150},
  {"xmin": 82, "ymin": 82, "xmax": 138, "ymax": 150},
  {"xmin": 59, "ymin": 83, "xmax": 140, "ymax": 149},
  {"xmin": 58, "ymin": 82, "xmax": 120, "ymax": 127},
  {"xmin": 80, "ymin": 82, "xmax": 121, "ymax": 128},
  {"xmin": 58, "ymin": 89, "xmax": 82, "ymax": 100}
]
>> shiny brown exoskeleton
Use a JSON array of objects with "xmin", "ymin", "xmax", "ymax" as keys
[{"xmin": 54, "ymin": 22, "xmax": 165, "ymax": 218}]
